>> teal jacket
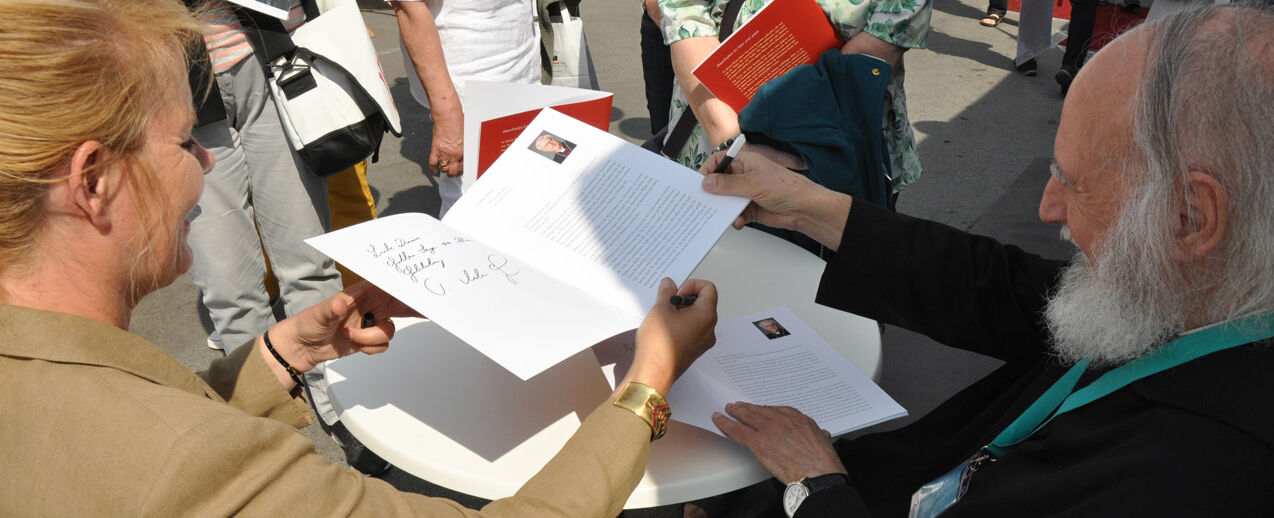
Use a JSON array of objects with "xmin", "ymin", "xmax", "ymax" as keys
[{"xmin": 740, "ymin": 50, "xmax": 893, "ymax": 208}]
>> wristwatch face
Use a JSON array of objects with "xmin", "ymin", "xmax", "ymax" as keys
[{"xmin": 783, "ymin": 481, "xmax": 809, "ymax": 517}]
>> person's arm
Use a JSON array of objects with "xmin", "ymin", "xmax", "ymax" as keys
[
  {"xmin": 644, "ymin": 0, "xmax": 661, "ymax": 23},
  {"xmin": 389, "ymin": 1, "xmax": 463, "ymax": 177},
  {"xmin": 700, "ymin": 150, "xmax": 852, "ymax": 250},
  {"xmin": 167, "ymin": 279, "xmax": 718, "ymax": 516},
  {"xmin": 201, "ymin": 282, "xmax": 419, "ymax": 423},
  {"xmin": 660, "ymin": 0, "xmax": 741, "ymax": 148},
  {"xmin": 841, "ymin": 31, "xmax": 906, "ymax": 69},
  {"xmin": 669, "ymin": 36, "xmax": 740, "ymax": 147},
  {"xmin": 841, "ymin": 0, "xmax": 933, "ymax": 68},
  {"xmin": 711, "ymin": 402, "xmax": 872, "ymax": 517},
  {"xmin": 700, "ymin": 151, "xmax": 1063, "ymax": 362}
]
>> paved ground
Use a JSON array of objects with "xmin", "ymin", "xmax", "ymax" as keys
[{"xmin": 129, "ymin": 0, "xmax": 1077, "ymax": 513}]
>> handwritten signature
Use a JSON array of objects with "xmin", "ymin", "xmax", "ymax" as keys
[
  {"xmin": 422, "ymin": 254, "xmax": 520, "ymax": 296},
  {"xmin": 487, "ymin": 254, "xmax": 519, "ymax": 285}
]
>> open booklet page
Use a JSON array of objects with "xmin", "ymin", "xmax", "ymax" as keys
[
  {"xmin": 446, "ymin": 108, "xmax": 749, "ymax": 317},
  {"xmin": 595, "ymin": 307, "xmax": 906, "ymax": 437},
  {"xmin": 306, "ymin": 213, "xmax": 639, "ymax": 380},
  {"xmin": 308, "ymin": 109, "xmax": 746, "ymax": 380}
]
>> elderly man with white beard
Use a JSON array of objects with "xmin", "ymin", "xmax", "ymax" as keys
[{"xmin": 691, "ymin": 4, "xmax": 1274, "ymax": 517}]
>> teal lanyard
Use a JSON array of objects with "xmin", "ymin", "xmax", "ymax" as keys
[{"xmin": 984, "ymin": 312, "xmax": 1274, "ymax": 458}]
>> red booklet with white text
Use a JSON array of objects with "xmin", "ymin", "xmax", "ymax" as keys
[{"xmin": 692, "ymin": 0, "xmax": 842, "ymax": 113}]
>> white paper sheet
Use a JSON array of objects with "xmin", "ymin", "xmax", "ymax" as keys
[
  {"xmin": 596, "ymin": 308, "xmax": 906, "ymax": 437},
  {"xmin": 306, "ymin": 213, "xmax": 638, "ymax": 380},
  {"xmin": 307, "ymin": 109, "xmax": 747, "ymax": 380},
  {"xmin": 447, "ymin": 109, "xmax": 749, "ymax": 317}
]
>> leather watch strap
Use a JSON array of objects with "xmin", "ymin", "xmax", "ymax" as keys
[{"xmin": 804, "ymin": 472, "xmax": 851, "ymax": 493}]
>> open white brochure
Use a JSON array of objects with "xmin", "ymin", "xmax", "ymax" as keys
[
  {"xmin": 595, "ymin": 307, "xmax": 907, "ymax": 437},
  {"xmin": 307, "ymin": 109, "xmax": 749, "ymax": 379},
  {"xmin": 462, "ymin": 81, "xmax": 613, "ymax": 191}
]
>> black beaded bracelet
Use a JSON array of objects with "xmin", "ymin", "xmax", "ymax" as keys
[{"xmin": 263, "ymin": 330, "xmax": 304, "ymax": 387}]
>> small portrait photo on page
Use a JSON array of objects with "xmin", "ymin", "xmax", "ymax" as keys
[
  {"xmin": 528, "ymin": 131, "xmax": 576, "ymax": 164},
  {"xmin": 752, "ymin": 317, "xmax": 791, "ymax": 340}
]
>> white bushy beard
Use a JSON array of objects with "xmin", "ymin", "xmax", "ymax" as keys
[{"xmin": 1044, "ymin": 218, "xmax": 1190, "ymax": 367}]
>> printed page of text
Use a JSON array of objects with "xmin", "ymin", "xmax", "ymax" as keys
[
  {"xmin": 668, "ymin": 307, "xmax": 907, "ymax": 437},
  {"xmin": 306, "ymin": 213, "xmax": 640, "ymax": 380},
  {"xmin": 445, "ymin": 109, "xmax": 749, "ymax": 318}
]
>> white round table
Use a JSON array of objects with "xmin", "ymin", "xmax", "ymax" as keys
[{"xmin": 326, "ymin": 226, "xmax": 881, "ymax": 508}]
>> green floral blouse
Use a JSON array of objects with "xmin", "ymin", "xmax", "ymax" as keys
[{"xmin": 659, "ymin": 0, "xmax": 931, "ymax": 191}]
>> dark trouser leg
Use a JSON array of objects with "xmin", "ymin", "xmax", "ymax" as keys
[
  {"xmin": 640, "ymin": 9, "xmax": 675, "ymax": 134},
  {"xmin": 1063, "ymin": 0, "xmax": 1098, "ymax": 69},
  {"xmin": 987, "ymin": 0, "xmax": 1008, "ymax": 16}
]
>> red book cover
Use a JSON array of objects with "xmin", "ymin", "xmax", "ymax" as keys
[
  {"xmin": 476, "ymin": 96, "xmax": 613, "ymax": 178},
  {"xmin": 691, "ymin": 0, "xmax": 842, "ymax": 113}
]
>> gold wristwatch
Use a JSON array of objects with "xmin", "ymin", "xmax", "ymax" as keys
[{"xmin": 612, "ymin": 381, "xmax": 671, "ymax": 440}]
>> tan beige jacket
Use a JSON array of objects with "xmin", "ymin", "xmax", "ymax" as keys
[{"xmin": 0, "ymin": 304, "xmax": 649, "ymax": 516}]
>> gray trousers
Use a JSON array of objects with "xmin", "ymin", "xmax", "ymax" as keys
[{"xmin": 190, "ymin": 53, "xmax": 344, "ymax": 424}]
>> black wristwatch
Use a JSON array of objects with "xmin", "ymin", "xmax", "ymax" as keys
[{"xmin": 783, "ymin": 473, "xmax": 851, "ymax": 517}]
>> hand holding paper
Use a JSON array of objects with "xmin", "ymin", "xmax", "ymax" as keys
[{"xmin": 308, "ymin": 109, "xmax": 748, "ymax": 379}]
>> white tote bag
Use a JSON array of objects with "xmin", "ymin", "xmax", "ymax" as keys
[
  {"xmin": 547, "ymin": 1, "xmax": 600, "ymax": 89},
  {"xmin": 258, "ymin": 0, "xmax": 402, "ymax": 176}
]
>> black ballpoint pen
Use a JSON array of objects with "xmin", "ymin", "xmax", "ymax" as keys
[
  {"xmin": 669, "ymin": 295, "xmax": 698, "ymax": 307},
  {"xmin": 711, "ymin": 135, "xmax": 747, "ymax": 175}
]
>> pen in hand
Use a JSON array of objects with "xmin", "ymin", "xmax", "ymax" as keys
[
  {"xmin": 360, "ymin": 312, "xmax": 376, "ymax": 329},
  {"xmin": 711, "ymin": 135, "xmax": 747, "ymax": 175},
  {"xmin": 669, "ymin": 295, "xmax": 697, "ymax": 307}
]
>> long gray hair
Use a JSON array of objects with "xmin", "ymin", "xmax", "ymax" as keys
[
  {"xmin": 1045, "ymin": 4, "xmax": 1274, "ymax": 364},
  {"xmin": 1127, "ymin": 3, "xmax": 1274, "ymax": 323}
]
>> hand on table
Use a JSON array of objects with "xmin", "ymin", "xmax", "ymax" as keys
[
  {"xmin": 268, "ymin": 282, "xmax": 422, "ymax": 375},
  {"xmin": 712, "ymin": 401, "xmax": 847, "ymax": 484},
  {"xmin": 429, "ymin": 98, "xmax": 464, "ymax": 177},
  {"xmin": 622, "ymin": 278, "xmax": 719, "ymax": 396}
]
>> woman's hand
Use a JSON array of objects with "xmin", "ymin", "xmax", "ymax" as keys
[
  {"xmin": 429, "ymin": 99, "xmax": 464, "ymax": 177},
  {"xmin": 700, "ymin": 150, "xmax": 853, "ymax": 251},
  {"xmin": 643, "ymin": 0, "xmax": 660, "ymax": 23},
  {"xmin": 712, "ymin": 401, "xmax": 848, "ymax": 483},
  {"xmin": 266, "ymin": 282, "xmax": 422, "ymax": 378},
  {"xmin": 621, "ymin": 278, "xmax": 719, "ymax": 395}
]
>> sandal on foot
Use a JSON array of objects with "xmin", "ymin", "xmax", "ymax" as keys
[{"xmin": 980, "ymin": 12, "xmax": 1004, "ymax": 27}]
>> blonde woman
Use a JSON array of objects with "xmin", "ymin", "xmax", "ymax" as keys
[{"xmin": 0, "ymin": 1, "xmax": 717, "ymax": 514}]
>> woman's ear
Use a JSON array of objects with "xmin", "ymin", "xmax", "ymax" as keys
[
  {"xmin": 64, "ymin": 140, "xmax": 119, "ymax": 230},
  {"xmin": 1174, "ymin": 170, "xmax": 1228, "ymax": 261}
]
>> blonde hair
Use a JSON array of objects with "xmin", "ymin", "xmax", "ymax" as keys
[{"xmin": 0, "ymin": 0, "xmax": 205, "ymax": 282}]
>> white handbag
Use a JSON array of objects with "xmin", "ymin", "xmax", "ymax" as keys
[
  {"xmin": 237, "ymin": 0, "xmax": 402, "ymax": 176},
  {"xmin": 546, "ymin": 1, "xmax": 600, "ymax": 90}
]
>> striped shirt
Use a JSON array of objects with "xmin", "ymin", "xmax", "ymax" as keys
[{"xmin": 202, "ymin": 1, "xmax": 306, "ymax": 73}]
